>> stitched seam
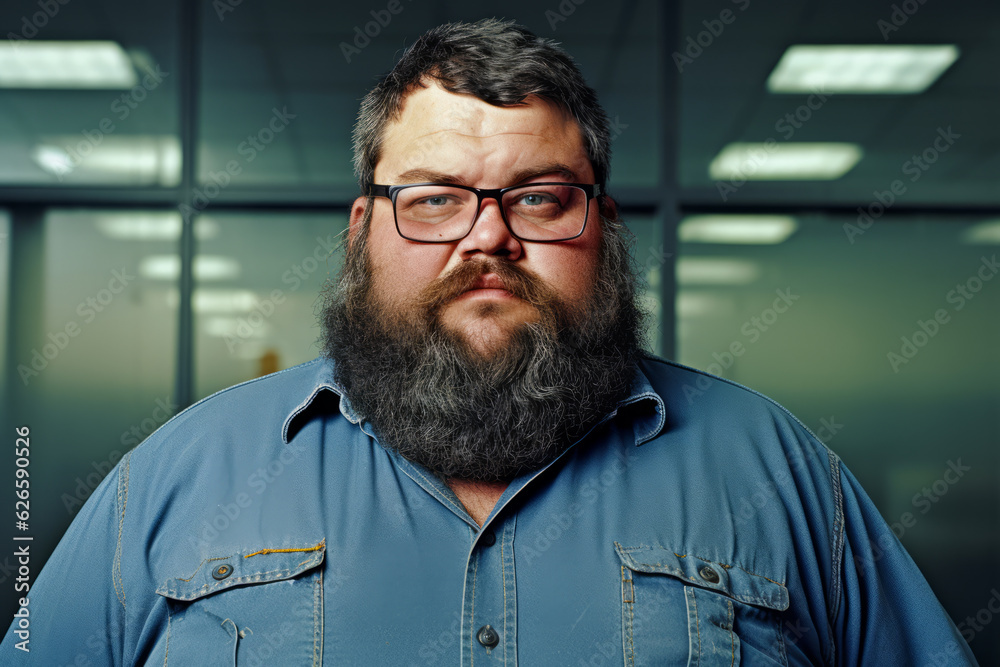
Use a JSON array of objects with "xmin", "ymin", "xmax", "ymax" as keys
[
  {"xmin": 506, "ymin": 517, "xmax": 517, "ymax": 667},
  {"xmin": 163, "ymin": 564, "xmax": 322, "ymax": 599},
  {"xmin": 728, "ymin": 599, "xmax": 735, "ymax": 667},
  {"xmin": 163, "ymin": 542, "xmax": 325, "ymax": 591},
  {"xmin": 622, "ymin": 566, "xmax": 635, "ymax": 666},
  {"xmin": 113, "ymin": 451, "xmax": 131, "ymax": 610},
  {"xmin": 827, "ymin": 452, "xmax": 845, "ymax": 667},
  {"xmin": 619, "ymin": 545, "xmax": 787, "ymax": 587},
  {"xmin": 732, "ymin": 565, "xmax": 784, "ymax": 587},
  {"xmin": 470, "ymin": 554, "xmax": 479, "ymax": 667},
  {"xmin": 313, "ymin": 568, "xmax": 323, "ymax": 665},
  {"xmin": 690, "ymin": 588, "xmax": 701, "ymax": 666},
  {"xmin": 174, "ymin": 555, "xmax": 238, "ymax": 582},
  {"xmin": 775, "ymin": 609, "xmax": 788, "ymax": 665},
  {"xmin": 621, "ymin": 565, "xmax": 634, "ymax": 604},
  {"xmin": 502, "ymin": 525, "xmax": 508, "ymax": 667},
  {"xmin": 163, "ymin": 607, "xmax": 170, "ymax": 666},
  {"xmin": 244, "ymin": 540, "xmax": 325, "ymax": 559}
]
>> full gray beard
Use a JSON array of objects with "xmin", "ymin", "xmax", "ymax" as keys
[{"xmin": 320, "ymin": 213, "xmax": 644, "ymax": 482}]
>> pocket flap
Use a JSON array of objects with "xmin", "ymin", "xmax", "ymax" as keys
[
  {"xmin": 156, "ymin": 540, "xmax": 326, "ymax": 602},
  {"xmin": 614, "ymin": 542, "xmax": 788, "ymax": 611}
]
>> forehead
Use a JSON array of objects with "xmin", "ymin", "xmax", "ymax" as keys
[{"xmin": 376, "ymin": 81, "xmax": 592, "ymax": 184}]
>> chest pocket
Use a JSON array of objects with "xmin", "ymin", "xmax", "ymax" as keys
[
  {"xmin": 152, "ymin": 540, "xmax": 325, "ymax": 666},
  {"xmin": 615, "ymin": 543, "xmax": 789, "ymax": 667}
]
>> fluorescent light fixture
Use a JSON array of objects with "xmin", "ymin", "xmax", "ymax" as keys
[
  {"xmin": 677, "ymin": 258, "xmax": 760, "ymax": 286},
  {"xmin": 767, "ymin": 44, "xmax": 959, "ymax": 94},
  {"xmin": 33, "ymin": 136, "xmax": 180, "ymax": 186},
  {"xmin": 676, "ymin": 292, "xmax": 736, "ymax": 318},
  {"xmin": 140, "ymin": 255, "xmax": 241, "ymax": 282},
  {"xmin": 31, "ymin": 145, "xmax": 74, "ymax": 175},
  {"xmin": 203, "ymin": 316, "xmax": 270, "ymax": 338},
  {"xmin": 167, "ymin": 289, "xmax": 258, "ymax": 313},
  {"xmin": 680, "ymin": 215, "xmax": 798, "ymax": 244},
  {"xmin": 710, "ymin": 142, "xmax": 862, "ymax": 180},
  {"xmin": 0, "ymin": 41, "xmax": 137, "ymax": 88},
  {"xmin": 961, "ymin": 220, "xmax": 1000, "ymax": 245},
  {"xmin": 95, "ymin": 214, "xmax": 219, "ymax": 241},
  {"xmin": 192, "ymin": 290, "xmax": 256, "ymax": 313}
]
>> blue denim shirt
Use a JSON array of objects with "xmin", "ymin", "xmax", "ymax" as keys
[{"xmin": 1, "ymin": 356, "xmax": 976, "ymax": 665}]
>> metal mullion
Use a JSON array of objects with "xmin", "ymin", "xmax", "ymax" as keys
[
  {"xmin": 174, "ymin": 0, "xmax": 200, "ymax": 411},
  {"xmin": 659, "ymin": 0, "xmax": 681, "ymax": 360}
]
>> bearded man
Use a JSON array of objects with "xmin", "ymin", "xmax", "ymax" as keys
[{"xmin": 2, "ymin": 19, "xmax": 976, "ymax": 666}]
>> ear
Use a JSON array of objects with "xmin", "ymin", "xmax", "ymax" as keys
[
  {"xmin": 598, "ymin": 193, "xmax": 619, "ymax": 222},
  {"xmin": 347, "ymin": 196, "xmax": 369, "ymax": 248}
]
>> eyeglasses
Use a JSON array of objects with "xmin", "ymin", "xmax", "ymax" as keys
[{"xmin": 367, "ymin": 182, "xmax": 602, "ymax": 243}]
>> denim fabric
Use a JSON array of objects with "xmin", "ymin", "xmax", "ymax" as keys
[{"xmin": 1, "ymin": 355, "xmax": 977, "ymax": 665}]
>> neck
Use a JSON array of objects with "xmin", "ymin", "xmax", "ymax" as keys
[{"xmin": 445, "ymin": 478, "xmax": 509, "ymax": 527}]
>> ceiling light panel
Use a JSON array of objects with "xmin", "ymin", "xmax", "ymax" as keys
[
  {"xmin": 680, "ymin": 215, "xmax": 799, "ymax": 244},
  {"xmin": 767, "ymin": 45, "xmax": 959, "ymax": 94},
  {"xmin": 709, "ymin": 143, "xmax": 862, "ymax": 180},
  {"xmin": 0, "ymin": 41, "xmax": 137, "ymax": 89}
]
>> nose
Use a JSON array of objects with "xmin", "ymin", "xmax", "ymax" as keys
[{"xmin": 454, "ymin": 197, "xmax": 523, "ymax": 260}]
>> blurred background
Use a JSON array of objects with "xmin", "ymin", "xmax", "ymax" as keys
[{"xmin": 0, "ymin": 0, "xmax": 997, "ymax": 661}]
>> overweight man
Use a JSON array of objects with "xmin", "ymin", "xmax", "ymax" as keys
[{"xmin": 2, "ymin": 19, "xmax": 977, "ymax": 666}]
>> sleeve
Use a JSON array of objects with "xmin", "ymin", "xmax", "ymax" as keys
[
  {"xmin": 833, "ymin": 460, "xmax": 978, "ymax": 666},
  {"xmin": 0, "ymin": 451, "xmax": 130, "ymax": 666}
]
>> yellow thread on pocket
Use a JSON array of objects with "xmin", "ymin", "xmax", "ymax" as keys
[{"xmin": 244, "ymin": 540, "xmax": 325, "ymax": 559}]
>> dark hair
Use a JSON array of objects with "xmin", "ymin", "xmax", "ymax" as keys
[{"xmin": 352, "ymin": 18, "xmax": 611, "ymax": 193}]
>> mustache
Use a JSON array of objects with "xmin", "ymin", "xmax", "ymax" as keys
[{"xmin": 415, "ymin": 258, "xmax": 561, "ymax": 317}]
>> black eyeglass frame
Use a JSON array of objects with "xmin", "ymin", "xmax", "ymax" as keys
[{"xmin": 367, "ymin": 182, "xmax": 604, "ymax": 243}]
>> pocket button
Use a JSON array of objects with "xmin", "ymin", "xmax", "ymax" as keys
[
  {"xmin": 212, "ymin": 563, "xmax": 234, "ymax": 580},
  {"xmin": 698, "ymin": 565, "xmax": 720, "ymax": 584}
]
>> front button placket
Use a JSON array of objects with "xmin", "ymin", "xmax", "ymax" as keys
[{"xmin": 462, "ymin": 515, "xmax": 517, "ymax": 665}]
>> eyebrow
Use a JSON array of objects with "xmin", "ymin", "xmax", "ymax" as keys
[{"xmin": 394, "ymin": 163, "xmax": 579, "ymax": 186}]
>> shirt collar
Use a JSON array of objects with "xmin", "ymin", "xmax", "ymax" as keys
[{"xmin": 281, "ymin": 356, "xmax": 667, "ymax": 446}]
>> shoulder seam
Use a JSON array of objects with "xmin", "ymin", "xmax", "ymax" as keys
[
  {"xmin": 113, "ymin": 449, "xmax": 131, "ymax": 612},
  {"xmin": 641, "ymin": 354, "xmax": 838, "ymax": 452},
  {"xmin": 169, "ymin": 358, "xmax": 326, "ymax": 424},
  {"xmin": 129, "ymin": 359, "xmax": 331, "ymax": 458},
  {"xmin": 826, "ymin": 452, "xmax": 844, "ymax": 667}
]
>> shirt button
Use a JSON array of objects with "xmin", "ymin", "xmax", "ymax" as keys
[
  {"xmin": 212, "ymin": 563, "xmax": 234, "ymax": 580},
  {"xmin": 480, "ymin": 530, "xmax": 496, "ymax": 547},
  {"xmin": 477, "ymin": 624, "xmax": 500, "ymax": 649},
  {"xmin": 699, "ymin": 566, "xmax": 720, "ymax": 584}
]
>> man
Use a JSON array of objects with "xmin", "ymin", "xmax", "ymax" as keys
[{"xmin": 1, "ymin": 19, "xmax": 977, "ymax": 665}]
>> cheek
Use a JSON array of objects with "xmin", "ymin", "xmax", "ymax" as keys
[
  {"xmin": 535, "ymin": 242, "xmax": 601, "ymax": 304},
  {"xmin": 369, "ymin": 239, "xmax": 453, "ymax": 305}
]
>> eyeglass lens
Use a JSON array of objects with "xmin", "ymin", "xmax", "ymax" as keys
[{"xmin": 393, "ymin": 184, "xmax": 588, "ymax": 242}]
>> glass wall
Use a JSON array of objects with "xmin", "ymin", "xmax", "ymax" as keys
[
  {"xmin": 675, "ymin": 0, "xmax": 1000, "ymax": 661},
  {"xmin": 193, "ymin": 212, "xmax": 347, "ymax": 397},
  {"xmin": 2, "ymin": 209, "xmax": 177, "ymax": 603},
  {"xmin": 677, "ymin": 215, "xmax": 1000, "ymax": 657}
]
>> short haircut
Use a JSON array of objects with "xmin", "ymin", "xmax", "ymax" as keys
[{"xmin": 352, "ymin": 18, "xmax": 612, "ymax": 193}]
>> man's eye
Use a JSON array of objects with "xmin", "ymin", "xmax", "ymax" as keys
[
  {"xmin": 419, "ymin": 196, "xmax": 453, "ymax": 206},
  {"xmin": 516, "ymin": 193, "xmax": 557, "ymax": 206}
]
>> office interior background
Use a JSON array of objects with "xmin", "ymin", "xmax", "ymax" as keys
[{"xmin": 1, "ymin": 0, "xmax": 998, "ymax": 660}]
